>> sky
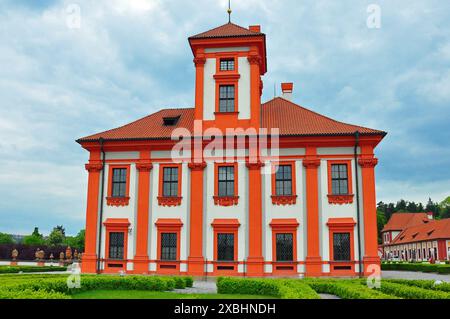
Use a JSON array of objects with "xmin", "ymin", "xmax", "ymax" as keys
[{"xmin": 0, "ymin": 0, "xmax": 449, "ymax": 236}]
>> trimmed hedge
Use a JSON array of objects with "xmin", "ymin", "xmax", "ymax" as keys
[
  {"xmin": 217, "ymin": 277, "xmax": 320, "ymax": 299},
  {"xmin": 304, "ymin": 279, "xmax": 397, "ymax": 299},
  {"xmin": 381, "ymin": 262, "xmax": 450, "ymax": 274},
  {"xmin": 385, "ymin": 279, "xmax": 450, "ymax": 293},
  {"xmin": 0, "ymin": 265, "xmax": 67, "ymax": 274},
  {"xmin": 0, "ymin": 275, "xmax": 194, "ymax": 299},
  {"xmin": 378, "ymin": 281, "xmax": 450, "ymax": 299}
]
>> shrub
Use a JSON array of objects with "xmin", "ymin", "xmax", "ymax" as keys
[
  {"xmin": 217, "ymin": 277, "xmax": 320, "ymax": 299},
  {"xmin": 0, "ymin": 266, "xmax": 67, "ymax": 274},
  {"xmin": 385, "ymin": 279, "xmax": 450, "ymax": 293},
  {"xmin": 378, "ymin": 281, "xmax": 450, "ymax": 299},
  {"xmin": 0, "ymin": 275, "xmax": 187, "ymax": 299},
  {"xmin": 304, "ymin": 278, "xmax": 397, "ymax": 299},
  {"xmin": 381, "ymin": 262, "xmax": 450, "ymax": 274},
  {"xmin": 184, "ymin": 276, "xmax": 194, "ymax": 288}
]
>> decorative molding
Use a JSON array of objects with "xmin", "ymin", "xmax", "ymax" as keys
[
  {"xmin": 213, "ymin": 196, "xmax": 239, "ymax": 206},
  {"xmin": 193, "ymin": 56, "xmax": 206, "ymax": 66},
  {"xmin": 246, "ymin": 161, "xmax": 264, "ymax": 170},
  {"xmin": 302, "ymin": 159, "xmax": 321, "ymax": 169},
  {"xmin": 157, "ymin": 196, "xmax": 182, "ymax": 207},
  {"xmin": 247, "ymin": 54, "xmax": 262, "ymax": 65},
  {"xmin": 327, "ymin": 194, "xmax": 354, "ymax": 205},
  {"xmin": 85, "ymin": 163, "xmax": 103, "ymax": 172},
  {"xmin": 271, "ymin": 195, "xmax": 298, "ymax": 206},
  {"xmin": 358, "ymin": 158, "xmax": 378, "ymax": 168},
  {"xmin": 106, "ymin": 196, "xmax": 130, "ymax": 207},
  {"xmin": 213, "ymin": 73, "xmax": 241, "ymax": 81},
  {"xmin": 136, "ymin": 162, "xmax": 153, "ymax": 172},
  {"xmin": 188, "ymin": 162, "xmax": 207, "ymax": 171}
]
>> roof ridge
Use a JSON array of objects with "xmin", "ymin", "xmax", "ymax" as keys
[
  {"xmin": 189, "ymin": 22, "xmax": 263, "ymax": 39},
  {"xmin": 263, "ymin": 96, "xmax": 386, "ymax": 134}
]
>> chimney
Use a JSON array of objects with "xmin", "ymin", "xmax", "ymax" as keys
[
  {"xmin": 249, "ymin": 25, "xmax": 261, "ymax": 33},
  {"xmin": 281, "ymin": 82, "xmax": 294, "ymax": 101},
  {"xmin": 427, "ymin": 212, "xmax": 434, "ymax": 220}
]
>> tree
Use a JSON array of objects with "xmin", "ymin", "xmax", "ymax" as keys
[
  {"xmin": 377, "ymin": 210, "xmax": 387, "ymax": 244},
  {"xmin": 396, "ymin": 199, "xmax": 407, "ymax": 212},
  {"xmin": 47, "ymin": 227, "xmax": 65, "ymax": 246},
  {"xmin": 55, "ymin": 225, "xmax": 66, "ymax": 237},
  {"xmin": 64, "ymin": 229, "xmax": 85, "ymax": 251},
  {"xmin": 406, "ymin": 201, "xmax": 418, "ymax": 212},
  {"xmin": 438, "ymin": 196, "xmax": 450, "ymax": 219},
  {"xmin": 23, "ymin": 227, "xmax": 45, "ymax": 246},
  {"xmin": 0, "ymin": 233, "xmax": 14, "ymax": 244}
]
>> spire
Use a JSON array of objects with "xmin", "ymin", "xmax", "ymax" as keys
[{"xmin": 227, "ymin": 0, "xmax": 232, "ymax": 23}]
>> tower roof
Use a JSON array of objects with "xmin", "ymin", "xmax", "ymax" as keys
[{"xmin": 189, "ymin": 22, "xmax": 264, "ymax": 40}]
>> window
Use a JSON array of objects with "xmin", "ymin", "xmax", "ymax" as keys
[
  {"xmin": 163, "ymin": 167, "xmax": 179, "ymax": 197},
  {"xmin": 109, "ymin": 232, "xmax": 124, "ymax": 260},
  {"xmin": 219, "ymin": 85, "xmax": 235, "ymax": 112},
  {"xmin": 163, "ymin": 116, "xmax": 180, "ymax": 126},
  {"xmin": 160, "ymin": 233, "xmax": 177, "ymax": 261},
  {"xmin": 275, "ymin": 165, "xmax": 292, "ymax": 196},
  {"xmin": 112, "ymin": 168, "xmax": 127, "ymax": 197},
  {"xmin": 333, "ymin": 233, "xmax": 351, "ymax": 261},
  {"xmin": 331, "ymin": 164, "xmax": 349, "ymax": 195},
  {"xmin": 218, "ymin": 166, "xmax": 235, "ymax": 197},
  {"xmin": 220, "ymin": 58, "xmax": 235, "ymax": 71},
  {"xmin": 217, "ymin": 233, "xmax": 234, "ymax": 261},
  {"xmin": 276, "ymin": 233, "xmax": 294, "ymax": 262}
]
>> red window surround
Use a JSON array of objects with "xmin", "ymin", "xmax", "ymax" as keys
[
  {"xmin": 157, "ymin": 163, "xmax": 182, "ymax": 207},
  {"xmin": 106, "ymin": 164, "xmax": 131, "ymax": 207},
  {"xmin": 214, "ymin": 53, "xmax": 240, "ymax": 115},
  {"xmin": 103, "ymin": 218, "xmax": 130, "ymax": 273},
  {"xmin": 211, "ymin": 219, "xmax": 240, "ymax": 275},
  {"xmin": 269, "ymin": 219, "xmax": 299, "ymax": 275},
  {"xmin": 327, "ymin": 160, "xmax": 354, "ymax": 205},
  {"xmin": 214, "ymin": 162, "xmax": 239, "ymax": 206},
  {"xmin": 271, "ymin": 161, "xmax": 297, "ymax": 205},
  {"xmin": 327, "ymin": 218, "xmax": 356, "ymax": 275},
  {"xmin": 155, "ymin": 218, "xmax": 183, "ymax": 274}
]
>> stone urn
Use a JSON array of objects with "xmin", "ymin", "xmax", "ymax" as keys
[
  {"xmin": 65, "ymin": 246, "xmax": 72, "ymax": 261},
  {"xmin": 74, "ymin": 249, "xmax": 78, "ymax": 260},
  {"xmin": 11, "ymin": 249, "xmax": 18, "ymax": 261},
  {"xmin": 35, "ymin": 248, "xmax": 40, "ymax": 261},
  {"xmin": 59, "ymin": 252, "xmax": 65, "ymax": 266},
  {"xmin": 11, "ymin": 249, "xmax": 19, "ymax": 266},
  {"xmin": 49, "ymin": 253, "xmax": 54, "ymax": 261},
  {"xmin": 37, "ymin": 250, "xmax": 45, "ymax": 266}
]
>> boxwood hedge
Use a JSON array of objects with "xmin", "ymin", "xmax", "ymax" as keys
[
  {"xmin": 0, "ymin": 265, "xmax": 67, "ymax": 274},
  {"xmin": 381, "ymin": 262, "xmax": 450, "ymax": 274},
  {"xmin": 0, "ymin": 275, "xmax": 193, "ymax": 299}
]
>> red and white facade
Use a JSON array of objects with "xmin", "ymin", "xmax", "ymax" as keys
[
  {"xmin": 381, "ymin": 213, "xmax": 450, "ymax": 262},
  {"xmin": 77, "ymin": 22, "xmax": 386, "ymax": 277}
]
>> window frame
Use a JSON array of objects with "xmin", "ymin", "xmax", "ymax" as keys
[
  {"xmin": 219, "ymin": 58, "xmax": 235, "ymax": 71},
  {"xmin": 107, "ymin": 164, "xmax": 131, "ymax": 206},
  {"xmin": 327, "ymin": 160, "xmax": 354, "ymax": 204},
  {"xmin": 103, "ymin": 218, "xmax": 130, "ymax": 273},
  {"xmin": 327, "ymin": 218, "xmax": 356, "ymax": 275},
  {"xmin": 214, "ymin": 162, "xmax": 239, "ymax": 206},
  {"xmin": 275, "ymin": 233, "xmax": 294, "ymax": 262},
  {"xmin": 271, "ymin": 162, "xmax": 297, "ymax": 205},
  {"xmin": 160, "ymin": 232, "xmax": 178, "ymax": 261},
  {"xmin": 269, "ymin": 219, "xmax": 299, "ymax": 275},
  {"xmin": 211, "ymin": 219, "xmax": 240, "ymax": 275},
  {"xmin": 217, "ymin": 233, "xmax": 235, "ymax": 262},
  {"xmin": 155, "ymin": 218, "xmax": 183, "ymax": 274},
  {"xmin": 218, "ymin": 84, "xmax": 236, "ymax": 113},
  {"xmin": 158, "ymin": 163, "xmax": 182, "ymax": 206}
]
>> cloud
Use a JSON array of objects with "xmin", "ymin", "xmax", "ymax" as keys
[{"xmin": 0, "ymin": 0, "xmax": 449, "ymax": 235}]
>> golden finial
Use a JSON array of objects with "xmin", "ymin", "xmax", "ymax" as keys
[{"xmin": 227, "ymin": 0, "xmax": 232, "ymax": 23}]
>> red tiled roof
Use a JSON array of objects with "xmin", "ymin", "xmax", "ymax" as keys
[
  {"xmin": 261, "ymin": 97, "xmax": 385, "ymax": 136},
  {"xmin": 189, "ymin": 22, "xmax": 263, "ymax": 39},
  {"xmin": 381, "ymin": 213, "xmax": 430, "ymax": 232},
  {"xmin": 390, "ymin": 219, "xmax": 450, "ymax": 245},
  {"xmin": 77, "ymin": 97, "xmax": 385, "ymax": 142}
]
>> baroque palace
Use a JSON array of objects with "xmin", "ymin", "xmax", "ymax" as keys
[{"xmin": 77, "ymin": 20, "xmax": 386, "ymax": 277}]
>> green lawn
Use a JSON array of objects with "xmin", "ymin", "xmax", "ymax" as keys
[{"xmin": 72, "ymin": 290, "xmax": 276, "ymax": 299}]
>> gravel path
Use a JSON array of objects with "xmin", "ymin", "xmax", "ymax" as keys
[
  {"xmin": 319, "ymin": 293, "xmax": 340, "ymax": 299},
  {"xmin": 382, "ymin": 270, "xmax": 450, "ymax": 282},
  {"xmin": 174, "ymin": 280, "xmax": 218, "ymax": 294}
]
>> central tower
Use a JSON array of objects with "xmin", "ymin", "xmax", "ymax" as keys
[{"xmin": 188, "ymin": 22, "xmax": 267, "ymax": 131}]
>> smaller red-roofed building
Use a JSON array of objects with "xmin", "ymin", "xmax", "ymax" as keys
[{"xmin": 381, "ymin": 213, "xmax": 450, "ymax": 261}]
